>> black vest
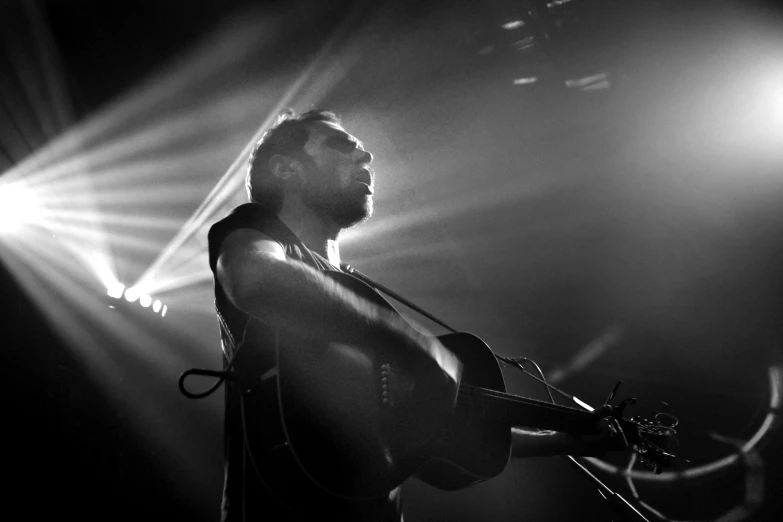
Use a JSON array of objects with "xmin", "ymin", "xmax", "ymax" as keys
[{"xmin": 207, "ymin": 203, "xmax": 401, "ymax": 522}]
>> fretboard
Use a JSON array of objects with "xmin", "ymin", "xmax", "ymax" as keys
[{"xmin": 457, "ymin": 384, "xmax": 597, "ymax": 435}]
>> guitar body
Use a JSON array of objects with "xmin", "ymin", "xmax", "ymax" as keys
[
  {"xmin": 415, "ymin": 331, "xmax": 511, "ymax": 491},
  {"xmin": 275, "ymin": 271, "xmax": 510, "ymax": 499}
]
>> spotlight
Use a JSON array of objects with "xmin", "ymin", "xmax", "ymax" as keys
[
  {"xmin": 565, "ymin": 73, "xmax": 610, "ymax": 91},
  {"xmin": 140, "ymin": 294, "xmax": 152, "ymax": 308},
  {"xmin": 161, "ymin": 305, "xmax": 168, "ymax": 318},
  {"xmin": 107, "ymin": 281, "xmax": 126, "ymax": 299},
  {"xmin": 124, "ymin": 287, "xmax": 140, "ymax": 302},
  {"xmin": 0, "ymin": 182, "xmax": 42, "ymax": 236},
  {"xmin": 152, "ymin": 300, "xmax": 162, "ymax": 313}
]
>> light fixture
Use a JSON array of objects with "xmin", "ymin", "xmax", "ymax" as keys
[
  {"xmin": 124, "ymin": 287, "xmax": 140, "ymax": 302},
  {"xmin": 0, "ymin": 182, "xmax": 42, "ymax": 236},
  {"xmin": 107, "ymin": 281, "xmax": 126, "ymax": 299},
  {"xmin": 502, "ymin": 20, "xmax": 524, "ymax": 30}
]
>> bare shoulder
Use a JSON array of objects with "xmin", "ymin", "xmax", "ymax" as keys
[
  {"xmin": 216, "ymin": 229, "xmax": 286, "ymax": 301},
  {"xmin": 219, "ymin": 228, "xmax": 286, "ymax": 261}
]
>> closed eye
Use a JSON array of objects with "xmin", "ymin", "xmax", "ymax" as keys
[{"xmin": 326, "ymin": 137, "xmax": 363, "ymax": 154}]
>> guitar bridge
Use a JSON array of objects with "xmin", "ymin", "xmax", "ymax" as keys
[{"xmin": 380, "ymin": 363, "xmax": 416, "ymax": 407}]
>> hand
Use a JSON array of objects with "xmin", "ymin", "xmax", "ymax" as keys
[{"xmin": 562, "ymin": 405, "xmax": 629, "ymax": 458}]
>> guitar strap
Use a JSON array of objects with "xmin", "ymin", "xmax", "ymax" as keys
[
  {"xmin": 215, "ymin": 303, "xmax": 298, "ymax": 520},
  {"xmin": 340, "ymin": 263, "xmax": 459, "ymax": 334},
  {"xmin": 215, "ymin": 303, "xmax": 278, "ymax": 392},
  {"xmin": 216, "ymin": 301, "xmax": 239, "ymax": 363},
  {"xmin": 338, "ymin": 264, "xmax": 581, "ymax": 409}
]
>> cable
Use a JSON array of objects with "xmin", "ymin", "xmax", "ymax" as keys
[
  {"xmin": 239, "ymin": 393, "xmax": 300, "ymax": 514},
  {"xmin": 178, "ymin": 308, "xmax": 248, "ymax": 399},
  {"xmin": 495, "ymin": 353, "xmax": 594, "ymax": 410},
  {"xmin": 178, "ymin": 365, "xmax": 236, "ymax": 399},
  {"xmin": 523, "ymin": 357, "xmax": 556, "ymax": 404}
]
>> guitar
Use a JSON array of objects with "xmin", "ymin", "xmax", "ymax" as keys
[{"xmin": 246, "ymin": 271, "xmax": 676, "ymax": 501}]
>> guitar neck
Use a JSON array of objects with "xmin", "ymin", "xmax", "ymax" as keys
[{"xmin": 458, "ymin": 384, "xmax": 598, "ymax": 435}]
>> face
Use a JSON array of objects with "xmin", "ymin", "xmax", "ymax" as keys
[{"xmin": 298, "ymin": 121, "xmax": 375, "ymax": 229}]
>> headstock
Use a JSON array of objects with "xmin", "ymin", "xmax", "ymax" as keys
[
  {"xmin": 623, "ymin": 413, "xmax": 679, "ymax": 473},
  {"xmin": 605, "ymin": 382, "xmax": 680, "ymax": 474}
]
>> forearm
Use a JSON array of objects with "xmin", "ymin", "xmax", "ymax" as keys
[
  {"xmin": 229, "ymin": 256, "xmax": 425, "ymax": 348},
  {"xmin": 510, "ymin": 428, "xmax": 579, "ymax": 458},
  {"xmin": 217, "ymin": 228, "xmax": 459, "ymax": 381}
]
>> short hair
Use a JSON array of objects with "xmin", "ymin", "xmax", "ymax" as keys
[{"xmin": 245, "ymin": 109, "xmax": 342, "ymax": 213}]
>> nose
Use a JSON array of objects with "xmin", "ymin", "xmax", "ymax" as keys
[{"xmin": 357, "ymin": 148, "xmax": 373, "ymax": 164}]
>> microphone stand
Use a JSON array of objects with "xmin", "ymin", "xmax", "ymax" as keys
[
  {"xmin": 561, "ymin": 456, "xmax": 650, "ymax": 522},
  {"xmin": 343, "ymin": 264, "xmax": 651, "ymax": 522}
]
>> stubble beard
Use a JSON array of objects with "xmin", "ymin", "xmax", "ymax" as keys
[{"xmin": 301, "ymin": 186, "xmax": 373, "ymax": 230}]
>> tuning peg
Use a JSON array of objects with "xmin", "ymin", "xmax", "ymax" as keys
[
  {"xmin": 603, "ymin": 380, "xmax": 623, "ymax": 406},
  {"xmin": 616, "ymin": 397, "xmax": 638, "ymax": 417}
]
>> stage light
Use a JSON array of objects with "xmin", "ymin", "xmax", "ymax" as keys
[
  {"xmin": 502, "ymin": 20, "xmax": 524, "ymax": 30},
  {"xmin": 513, "ymin": 77, "xmax": 538, "ymax": 85},
  {"xmin": 124, "ymin": 287, "xmax": 140, "ymax": 303},
  {"xmin": 152, "ymin": 300, "xmax": 162, "ymax": 313},
  {"xmin": 107, "ymin": 281, "xmax": 126, "ymax": 299},
  {"xmin": 140, "ymin": 294, "xmax": 152, "ymax": 308},
  {"xmin": 565, "ymin": 73, "xmax": 610, "ymax": 91},
  {"xmin": 513, "ymin": 36, "xmax": 536, "ymax": 52},
  {"xmin": 0, "ymin": 182, "xmax": 43, "ymax": 236},
  {"xmin": 754, "ymin": 63, "xmax": 783, "ymax": 138},
  {"xmin": 0, "ymin": 5, "xmax": 371, "ymax": 510}
]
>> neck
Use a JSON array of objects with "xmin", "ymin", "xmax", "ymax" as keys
[
  {"xmin": 277, "ymin": 197, "xmax": 343, "ymax": 268},
  {"xmin": 458, "ymin": 384, "xmax": 596, "ymax": 434}
]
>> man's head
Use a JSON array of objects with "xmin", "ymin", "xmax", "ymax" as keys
[{"xmin": 246, "ymin": 109, "xmax": 375, "ymax": 228}]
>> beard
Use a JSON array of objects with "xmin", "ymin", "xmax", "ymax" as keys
[{"xmin": 301, "ymin": 184, "xmax": 373, "ymax": 229}]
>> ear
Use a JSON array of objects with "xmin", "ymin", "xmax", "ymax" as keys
[{"xmin": 268, "ymin": 154, "xmax": 301, "ymax": 181}]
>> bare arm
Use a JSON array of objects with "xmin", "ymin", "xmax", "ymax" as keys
[
  {"xmin": 510, "ymin": 429, "xmax": 581, "ymax": 458},
  {"xmin": 215, "ymin": 228, "xmax": 460, "ymax": 376},
  {"xmin": 511, "ymin": 405, "xmax": 627, "ymax": 458}
]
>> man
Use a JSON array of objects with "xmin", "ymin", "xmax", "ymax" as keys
[{"xmin": 207, "ymin": 109, "xmax": 623, "ymax": 522}]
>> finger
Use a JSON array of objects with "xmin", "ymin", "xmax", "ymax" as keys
[
  {"xmin": 612, "ymin": 420, "xmax": 629, "ymax": 448},
  {"xmin": 599, "ymin": 416, "xmax": 615, "ymax": 431},
  {"xmin": 596, "ymin": 405, "xmax": 612, "ymax": 416}
]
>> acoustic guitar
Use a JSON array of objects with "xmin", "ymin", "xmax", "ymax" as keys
[{"xmin": 246, "ymin": 271, "xmax": 675, "ymax": 501}]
